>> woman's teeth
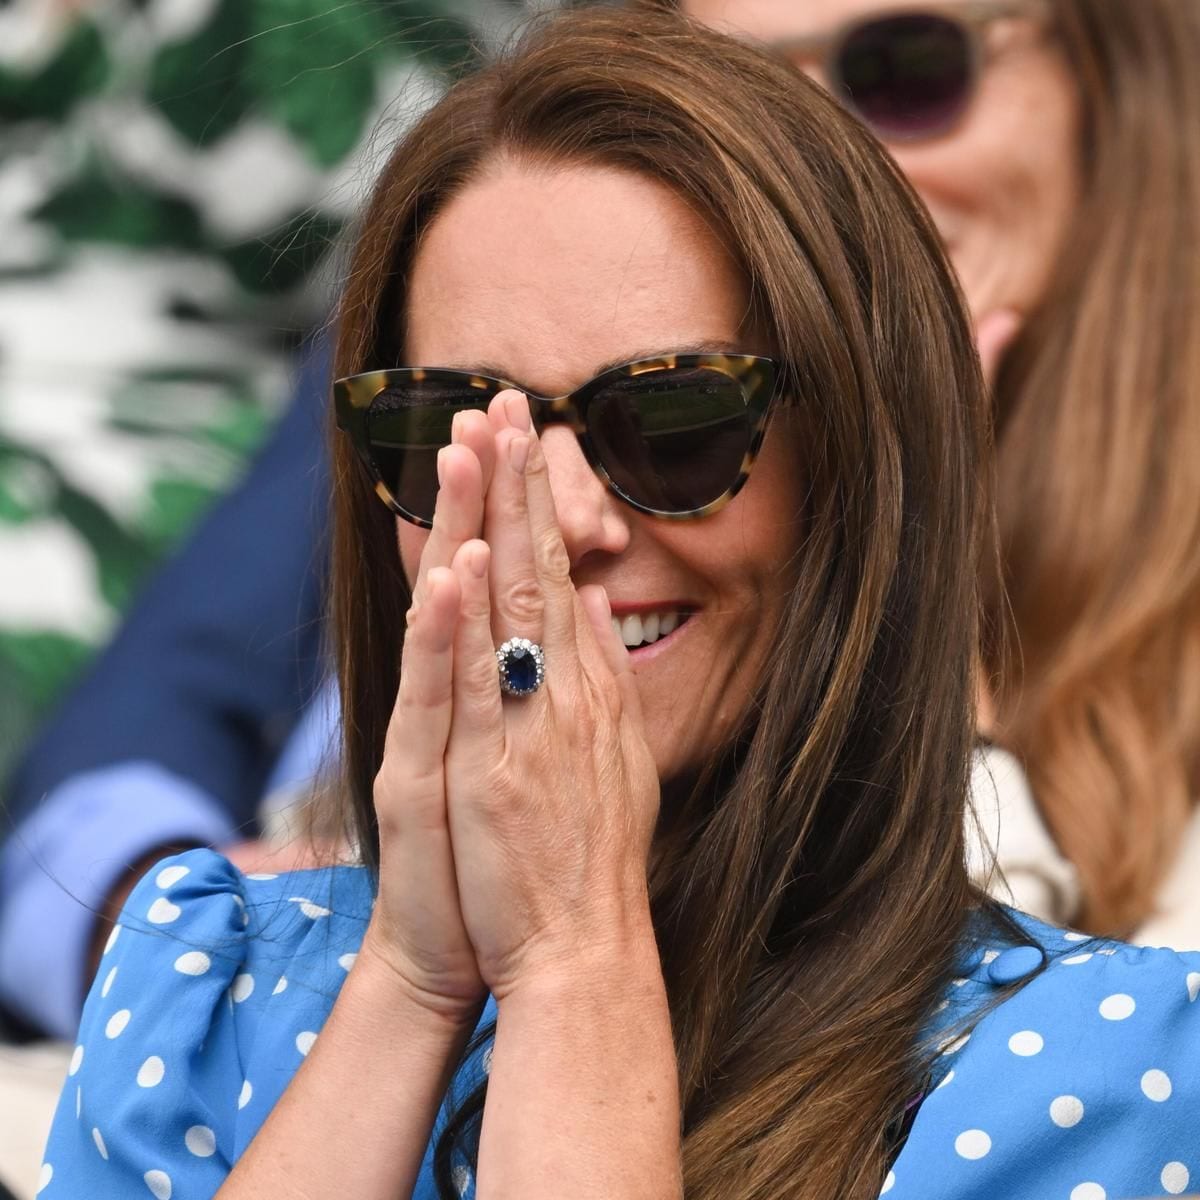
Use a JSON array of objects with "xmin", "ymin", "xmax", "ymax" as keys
[{"xmin": 610, "ymin": 610, "xmax": 682, "ymax": 648}]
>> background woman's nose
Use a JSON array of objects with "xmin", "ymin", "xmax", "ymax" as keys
[{"xmin": 538, "ymin": 426, "xmax": 632, "ymax": 565}]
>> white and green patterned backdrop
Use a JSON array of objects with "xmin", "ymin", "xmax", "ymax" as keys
[{"xmin": 0, "ymin": 0, "xmax": 522, "ymax": 780}]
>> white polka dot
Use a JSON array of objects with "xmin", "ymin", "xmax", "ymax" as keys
[
  {"xmin": 104, "ymin": 925, "xmax": 121, "ymax": 954},
  {"xmin": 231, "ymin": 895, "xmax": 249, "ymax": 927},
  {"xmin": 1063, "ymin": 931, "xmax": 1089, "ymax": 942},
  {"xmin": 955, "ymin": 1129, "xmax": 991, "ymax": 1160},
  {"xmin": 147, "ymin": 897, "xmax": 181, "ymax": 925},
  {"xmin": 1141, "ymin": 1069, "xmax": 1172, "ymax": 1102},
  {"xmin": 981, "ymin": 949, "xmax": 1000, "ymax": 964},
  {"xmin": 100, "ymin": 966, "xmax": 118, "ymax": 997},
  {"xmin": 1161, "ymin": 1162, "xmax": 1190, "ymax": 1194},
  {"xmin": 1099, "ymin": 993, "xmax": 1135, "ymax": 1020},
  {"xmin": 338, "ymin": 953, "xmax": 358, "ymax": 971},
  {"xmin": 940, "ymin": 1033, "xmax": 970, "ymax": 1055},
  {"xmin": 1095, "ymin": 948, "xmax": 1118, "ymax": 956},
  {"xmin": 1069, "ymin": 1185, "xmax": 1105, "ymax": 1200},
  {"xmin": 880, "ymin": 1169, "xmax": 895, "ymax": 1195},
  {"xmin": 246, "ymin": 873, "xmax": 278, "ymax": 881},
  {"xmin": 1050, "ymin": 1095, "xmax": 1084, "ymax": 1128},
  {"xmin": 68, "ymin": 1044, "xmax": 84, "ymax": 1076},
  {"xmin": 272, "ymin": 976, "xmax": 288, "ymax": 995},
  {"xmin": 1062, "ymin": 953, "xmax": 1093, "ymax": 966},
  {"xmin": 451, "ymin": 1164, "xmax": 471, "ymax": 1196},
  {"xmin": 185, "ymin": 1125, "xmax": 216, "ymax": 1157},
  {"xmin": 37, "ymin": 1162, "xmax": 52, "ymax": 1192},
  {"xmin": 137, "ymin": 1056, "xmax": 165, "ymax": 1088},
  {"xmin": 289, "ymin": 897, "xmax": 331, "ymax": 919},
  {"xmin": 144, "ymin": 1169, "xmax": 172, "ymax": 1199},
  {"xmin": 105, "ymin": 1009, "xmax": 131, "ymax": 1039},
  {"xmin": 936, "ymin": 1070, "xmax": 954, "ymax": 1090},
  {"xmin": 75, "ymin": 1087, "xmax": 81, "ymax": 1118},
  {"xmin": 296, "ymin": 1031, "xmax": 317, "ymax": 1056},
  {"xmin": 174, "ymin": 951, "xmax": 210, "ymax": 976},
  {"xmin": 155, "ymin": 865, "xmax": 190, "ymax": 889},
  {"xmin": 482, "ymin": 1045, "xmax": 494, "ymax": 1075},
  {"xmin": 92, "ymin": 1127, "xmax": 108, "ymax": 1159},
  {"xmin": 238, "ymin": 1079, "xmax": 253, "ymax": 1109},
  {"xmin": 950, "ymin": 977, "xmax": 967, "ymax": 987},
  {"xmin": 1008, "ymin": 1030, "xmax": 1044, "ymax": 1057},
  {"xmin": 230, "ymin": 974, "xmax": 255, "ymax": 1003},
  {"xmin": 1187, "ymin": 972, "xmax": 1200, "ymax": 1002}
]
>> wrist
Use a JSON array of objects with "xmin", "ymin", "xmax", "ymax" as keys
[
  {"xmin": 357, "ymin": 923, "xmax": 487, "ymax": 1032},
  {"xmin": 494, "ymin": 906, "xmax": 664, "ymax": 1010}
]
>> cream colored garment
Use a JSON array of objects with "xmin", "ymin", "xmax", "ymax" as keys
[
  {"xmin": 967, "ymin": 744, "xmax": 1081, "ymax": 926},
  {"xmin": 968, "ymin": 744, "xmax": 1200, "ymax": 950}
]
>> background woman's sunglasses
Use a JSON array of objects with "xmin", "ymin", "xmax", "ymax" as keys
[
  {"xmin": 335, "ymin": 354, "xmax": 777, "ymax": 528},
  {"xmin": 772, "ymin": 1, "xmax": 1047, "ymax": 142}
]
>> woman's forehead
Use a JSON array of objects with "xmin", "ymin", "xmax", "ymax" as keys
[{"xmin": 404, "ymin": 160, "xmax": 754, "ymax": 393}]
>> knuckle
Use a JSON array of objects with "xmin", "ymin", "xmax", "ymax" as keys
[
  {"xmin": 497, "ymin": 575, "xmax": 544, "ymax": 625},
  {"xmin": 535, "ymin": 528, "xmax": 571, "ymax": 584}
]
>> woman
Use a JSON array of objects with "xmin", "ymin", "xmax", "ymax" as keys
[
  {"xmin": 677, "ymin": 0, "xmax": 1200, "ymax": 941},
  {"xmin": 37, "ymin": 9, "xmax": 1200, "ymax": 1200}
]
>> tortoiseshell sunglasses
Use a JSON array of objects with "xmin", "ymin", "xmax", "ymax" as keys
[{"xmin": 334, "ymin": 353, "xmax": 778, "ymax": 528}]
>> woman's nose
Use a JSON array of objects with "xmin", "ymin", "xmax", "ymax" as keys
[{"xmin": 537, "ymin": 426, "xmax": 631, "ymax": 566}]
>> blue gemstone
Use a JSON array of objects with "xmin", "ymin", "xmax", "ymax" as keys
[{"xmin": 506, "ymin": 646, "xmax": 539, "ymax": 692}]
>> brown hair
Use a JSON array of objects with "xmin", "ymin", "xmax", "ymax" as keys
[
  {"xmin": 329, "ymin": 8, "xmax": 994, "ymax": 1197},
  {"xmin": 985, "ymin": 0, "xmax": 1200, "ymax": 934}
]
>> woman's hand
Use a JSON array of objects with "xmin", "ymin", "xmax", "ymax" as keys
[
  {"xmin": 441, "ymin": 391, "xmax": 660, "ymax": 999},
  {"xmin": 362, "ymin": 409, "xmax": 499, "ymax": 1021}
]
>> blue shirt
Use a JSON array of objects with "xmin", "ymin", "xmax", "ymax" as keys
[{"xmin": 39, "ymin": 849, "xmax": 1200, "ymax": 1199}]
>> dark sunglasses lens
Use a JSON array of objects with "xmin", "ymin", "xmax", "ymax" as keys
[
  {"xmin": 837, "ymin": 14, "xmax": 972, "ymax": 139},
  {"xmin": 587, "ymin": 368, "xmax": 752, "ymax": 514},
  {"xmin": 366, "ymin": 381, "xmax": 490, "ymax": 521}
]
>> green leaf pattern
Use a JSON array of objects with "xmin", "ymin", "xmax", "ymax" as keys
[{"xmin": 0, "ymin": 0, "xmax": 499, "ymax": 781}]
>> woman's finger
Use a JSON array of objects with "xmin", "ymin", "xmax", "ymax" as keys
[
  {"xmin": 449, "ymin": 538, "xmax": 506, "ymax": 757},
  {"xmin": 384, "ymin": 566, "xmax": 460, "ymax": 771},
  {"xmin": 410, "ymin": 408, "xmax": 495, "ymax": 606},
  {"xmin": 483, "ymin": 394, "xmax": 546, "ymax": 649},
  {"xmin": 577, "ymin": 583, "xmax": 643, "ymax": 725},
  {"xmin": 520, "ymin": 431, "xmax": 579, "ymax": 659}
]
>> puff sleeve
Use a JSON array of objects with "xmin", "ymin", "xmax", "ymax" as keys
[
  {"xmin": 38, "ymin": 849, "xmax": 252, "ymax": 1198},
  {"xmin": 888, "ymin": 938, "xmax": 1200, "ymax": 1199}
]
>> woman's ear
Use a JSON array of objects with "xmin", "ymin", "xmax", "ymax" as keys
[{"xmin": 974, "ymin": 308, "xmax": 1022, "ymax": 389}]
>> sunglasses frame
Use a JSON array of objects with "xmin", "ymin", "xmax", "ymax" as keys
[
  {"xmin": 334, "ymin": 353, "xmax": 778, "ymax": 528},
  {"xmin": 771, "ymin": 0, "xmax": 1049, "ymax": 142}
]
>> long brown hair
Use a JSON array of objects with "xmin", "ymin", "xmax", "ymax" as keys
[
  {"xmin": 986, "ymin": 0, "xmax": 1200, "ymax": 934},
  {"xmin": 329, "ymin": 9, "xmax": 993, "ymax": 1197}
]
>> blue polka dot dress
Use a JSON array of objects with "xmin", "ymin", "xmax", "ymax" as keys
[{"xmin": 39, "ymin": 849, "xmax": 1200, "ymax": 1198}]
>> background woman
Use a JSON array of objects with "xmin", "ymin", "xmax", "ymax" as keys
[
  {"xmin": 38, "ymin": 9, "xmax": 1200, "ymax": 1200},
  {"xmin": 679, "ymin": 0, "xmax": 1200, "ymax": 942}
]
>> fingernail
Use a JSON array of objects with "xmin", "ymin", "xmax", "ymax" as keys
[
  {"xmin": 506, "ymin": 392, "xmax": 531, "ymax": 431},
  {"xmin": 468, "ymin": 542, "xmax": 488, "ymax": 578},
  {"xmin": 436, "ymin": 446, "xmax": 449, "ymax": 487},
  {"xmin": 509, "ymin": 435, "xmax": 530, "ymax": 474},
  {"xmin": 450, "ymin": 411, "xmax": 462, "ymax": 441}
]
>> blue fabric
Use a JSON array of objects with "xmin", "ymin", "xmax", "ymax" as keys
[
  {"xmin": 40, "ymin": 849, "xmax": 1200, "ymax": 1199},
  {"xmin": 0, "ymin": 764, "xmax": 235, "ymax": 1037}
]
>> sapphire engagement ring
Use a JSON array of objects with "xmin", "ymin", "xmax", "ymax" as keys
[{"xmin": 496, "ymin": 637, "xmax": 546, "ymax": 697}]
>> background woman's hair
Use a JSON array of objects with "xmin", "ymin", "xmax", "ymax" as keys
[
  {"xmin": 329, "ymin": 8, "xmax": 992, "ymax": 1198},
  {"xmin": 985, "ymin": 0, "xmax": 1200, "ymax": 934}
]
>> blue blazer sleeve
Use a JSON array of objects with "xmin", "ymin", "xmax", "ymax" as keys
[{"xmin": 3, "ymin": 336, "xmax": 332, "ymax": 838}]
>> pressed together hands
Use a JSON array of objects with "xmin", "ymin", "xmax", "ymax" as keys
[{"xmin": 361, "ymin": 388, "xmax": 662, "ymax": 1021}]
